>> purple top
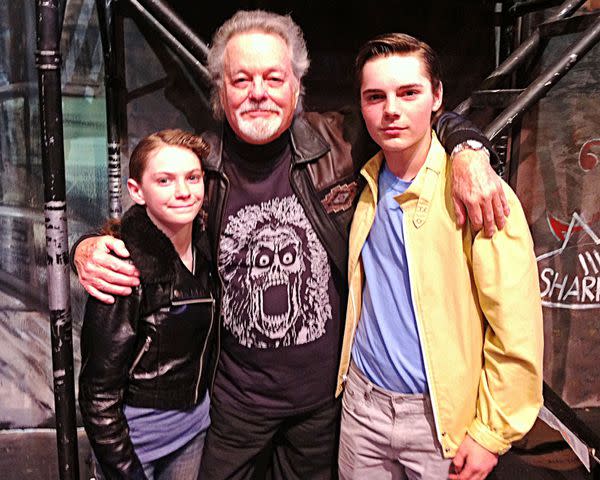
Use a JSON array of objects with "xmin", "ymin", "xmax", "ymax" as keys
[{"xmin": 124, "ymin": 391, "xmax": 210, "ymax": 463}]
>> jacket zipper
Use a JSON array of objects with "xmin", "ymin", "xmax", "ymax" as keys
[
  {"xmin": 171, "ymin": 298, "xmax": 214, "ymax": 306},
  {"xmin": 185, "ymin": 228, "xmax": 215, "ymax": 402},
  {"xmin": 343, "ymin": 281, "xmax": 360, "ymax": 385},
  {"xmin": 342, "ymin": 179, "xmax": 373, "ymax": 386},
  {"xmin": 128, "ymin": 335, "xmax": 152, "ymax": 377},
  {"xmin": 194, "ymin": 298, "xmax": 216, "ymax": 402},
  {"xmin": 402, "ymin": 213, "xmax": 445, "ymax": 450},
  {"xmin": 210, "ymin": 171, "xmax": 229, "ymax": 393}
]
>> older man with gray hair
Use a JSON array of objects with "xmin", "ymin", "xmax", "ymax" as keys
[{"xmin": 74, "ymin": 10, "xmax": 509, "ymax": 480}]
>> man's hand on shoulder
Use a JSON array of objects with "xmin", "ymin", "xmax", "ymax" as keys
[
  {"xmin": 450, "ymin": 147, "xmax": 509, "ymax": 238},
  {"xmin": 75, "ymin": 236, "xmax": 140, "ymax": 304},
  {"xmin": 449, "ymin": 434, "xmax": 499, "ymax": 480}
]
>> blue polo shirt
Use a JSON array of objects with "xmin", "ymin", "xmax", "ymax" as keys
[{"xmin": 351, "ymin": 162, "xmax": 428, "ymax": 394}]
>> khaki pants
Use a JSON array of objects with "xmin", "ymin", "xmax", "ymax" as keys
[{"xmin": 338, "ymin": 362, "xmax": 452, "ymax": 480}]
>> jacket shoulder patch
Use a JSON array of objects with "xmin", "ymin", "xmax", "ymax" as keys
[{"xmin": 321, "ymin": 181, "xmax": 359, "ymax": 214}]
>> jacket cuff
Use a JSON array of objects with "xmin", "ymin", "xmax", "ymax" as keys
[
  {"xmin": 69, "ymin": 231, "xmax": 101, "ymax": 274},
  {"xmin": 435, "ymin": 111, "xmax": 500, "ymax": 168},
  {"xmin": 445, "ymin": 129, "xmax": 500, "ymax": 169},
  {"xmin": 467, "ymin": 418, "xmax": 512, "ymax": 455}
]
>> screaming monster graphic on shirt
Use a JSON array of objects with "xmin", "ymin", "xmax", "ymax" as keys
[{"xmin": 219, "ymin": 196, "xmax": 332, "ymax": 348}]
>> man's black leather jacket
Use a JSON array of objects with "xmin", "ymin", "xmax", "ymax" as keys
[
  {"xmin": 202, "ymin": 109, "xmax": 497, "ymax": 280},
  {"xmin": 79, "ymin": 205, "xmax": 216, "ymax": 479}
]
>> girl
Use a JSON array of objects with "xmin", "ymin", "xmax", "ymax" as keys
[{"xmin": 79, "ymin": 129, "xmax": 216, "ymax": 480}]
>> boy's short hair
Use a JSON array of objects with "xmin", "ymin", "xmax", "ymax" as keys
[{"xmin": 355, "ymin": 33, "xmax": 442, "ymax": 94}]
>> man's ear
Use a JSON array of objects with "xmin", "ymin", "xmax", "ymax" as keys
[
  {"xmin": 433, "ymin": 82, "xmax": 444, "ymax": 113},
  {"xmin": 127, "ymin": 178, "xmax": 145, "ymax": 205},
  {"xmin": 293, "ymin": 80, "xmax": 301, "ymax": 111},
  {"xmin": 218, "ymin": 88, "xmax": 227, "ymax": 118}
]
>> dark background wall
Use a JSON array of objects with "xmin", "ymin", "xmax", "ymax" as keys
[{"xmin": 164, "ymin": 0, "xmax": 496, "ymax": 110}]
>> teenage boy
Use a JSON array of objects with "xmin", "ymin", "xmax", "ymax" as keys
[{"xmin": 337, "ymin": 33, "xmax": 543, "ymax": 480}]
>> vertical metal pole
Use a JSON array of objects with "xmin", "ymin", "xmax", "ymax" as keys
[
  {"xmin": 494, "ymin": 1, "xmax": 503, "ymax": 67},
  {"xmin": 96, "ymin": 0, "xmax": 122, "ymax": 219},
  {"xmin": 24, "ymin": 92, "xmax": 33, "ymax": 171},
  {"xmin": 34, "ymin": 1, "xmax": 80, "ymax": 479}
]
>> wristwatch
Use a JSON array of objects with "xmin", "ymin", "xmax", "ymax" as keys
[{"xmin": 451, "ymin": 140, "xmax": 490, "ymax": 158}]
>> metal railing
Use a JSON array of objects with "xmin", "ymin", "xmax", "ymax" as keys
[
  {"xmin": 455, "ymin": 0, "xmax": 588, "ymax": 115},
  {"xmin": 484, "ymin": 14, "xmax": 600, "ymax": 141}
]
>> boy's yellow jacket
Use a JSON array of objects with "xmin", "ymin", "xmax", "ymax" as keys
[{"xmin": 336, "ymin": 133, "xmax": 544, "ymax": 457}]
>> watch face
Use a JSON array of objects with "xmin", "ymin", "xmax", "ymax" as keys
[
  {"xmin": 466, "ymin": 140, "xmax": 484, "ymax": 150},
  {"xmin": 452, "ymin": 140, "xmax": 489, "ymax": 157}
]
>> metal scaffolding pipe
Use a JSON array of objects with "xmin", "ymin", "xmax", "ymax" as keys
[
  {"xmin": 127, "ymin": 0, "xmax": 211, "ymax": 86},
  {"xmin": 455, "ymin": 0, "xmax": 587, "ymax": 115},
  {"xmin": 96, "ymin": 0, "xmax": 124, "ymax": 219},
  {"xmin": 34, "ymin": 0, "xmax": 80, "ymax": 478},
  {"xmin": 136, "ymin": 0, "xmax": 209, "ymax": 62},
  {"xmin": 484, "ymin": 15, "xmax": 600, "ymax": 141},
  {"xmin": 509, "ymin": 0, "xmax": 565, "ymax": 17},
  {"xmin": 58, "ymin": 0, "xmax": 67, "ymax": 36}
]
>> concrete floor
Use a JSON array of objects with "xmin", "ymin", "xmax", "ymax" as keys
[{"xmin": 0, "ymin": 429, "xmax": 93, "ymax": 480}]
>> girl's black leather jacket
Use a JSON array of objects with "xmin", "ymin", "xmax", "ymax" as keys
[{"xmin": 79, "ymin": 204, "xmax": 216, "ymax": 480}]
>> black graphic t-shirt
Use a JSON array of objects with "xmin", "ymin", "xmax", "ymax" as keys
[{"xmin": 213, "ymin": 128, "xmax": 342, "ymax": 415}]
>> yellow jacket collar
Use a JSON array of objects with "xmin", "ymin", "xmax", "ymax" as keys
[{"xmin": 360, "ymin": 132, "xmax": 447, "ymax": 229}]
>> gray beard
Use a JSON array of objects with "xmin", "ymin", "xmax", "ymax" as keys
[{"xmin": 235, "ymin": 116, "xmax": 282, "ymax": 143}]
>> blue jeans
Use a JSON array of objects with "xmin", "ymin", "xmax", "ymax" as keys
[
  {"xmin": 93, "ymin": 430, "xmax": 206, "ymax": 480},
  {"xmin": 143, "ymin": 429, "xmax": 206, "ymax": 480}
]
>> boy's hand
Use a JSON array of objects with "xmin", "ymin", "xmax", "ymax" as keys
[
  {"xmin": 451, "ymin": 149, "xmax": 509, "ymax": 238},
  {"xmin": 449, "ymin": 435, "xmax": 498, "ymax": 480},
  {"xmin": 74, "ymin": 235, "xmax": 140, "ymax": 304}
]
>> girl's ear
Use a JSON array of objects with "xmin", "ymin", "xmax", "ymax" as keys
[
  {"xmin": 432, "ymin": 82, "xmax": 443, "ymax": 113},
  {"xmin": 127, "ymin": 178, "xmax": 145, "ymax": 205}
]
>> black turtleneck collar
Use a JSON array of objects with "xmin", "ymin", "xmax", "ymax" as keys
[{"xmin": 223, "ymin": 122, "xmax": 291, "ymax": 174}]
